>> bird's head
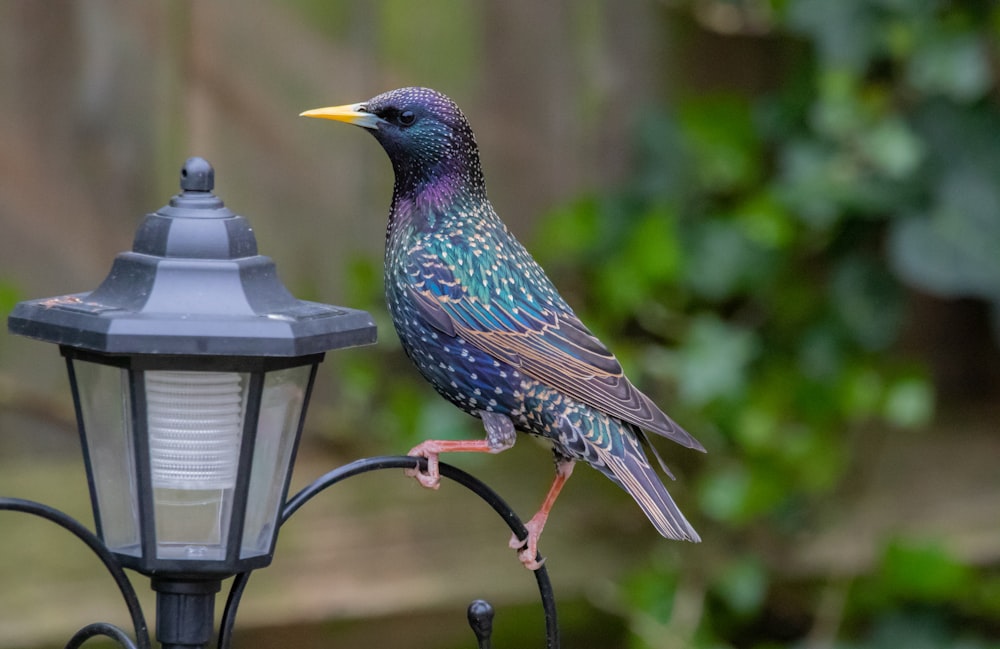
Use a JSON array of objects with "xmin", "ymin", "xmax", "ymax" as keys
[{"xmin": 301, "ymin": 87, "xmax": 484, "ymax": 200}]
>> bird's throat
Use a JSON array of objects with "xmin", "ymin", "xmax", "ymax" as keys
[{"xmin": 389, "ymin": 169, "xmax": 484, "ymax": 234}]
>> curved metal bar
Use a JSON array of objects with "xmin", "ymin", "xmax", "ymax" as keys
[
  {"xmin": 0, "ymin": 498, "xmax": 151, "ymax": 649},
  {"xmin": 64, "ymin": 622, "xmax": 139, "ymax": 649},
  {"xmin": 218, "ymin": 456, "xmax": 559, "ymax": 649},
  {"xmin": 217, "ymin": 570, "xmax": 251, "ymax": 649}
]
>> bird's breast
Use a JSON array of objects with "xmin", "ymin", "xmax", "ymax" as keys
[{"xmin": 388, "ymin": 292, "xmax": 518, "ymax": 415}]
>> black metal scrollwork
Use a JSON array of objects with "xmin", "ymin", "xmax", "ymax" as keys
[
  {"xmin": 1, "ymin": 456, "xmax": 559, "ymax": 649},
  {"xmin": 218, "ymin": 456, "xmax": 560, "ymax": 649},
  {"xmin": 0, "ymin": 497, "xmax": 151, "ymax": 649}
]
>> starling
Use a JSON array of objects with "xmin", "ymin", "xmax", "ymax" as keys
[{"xmin": 302, "ymin": 88, "xmax": 704, "ymax": 569}]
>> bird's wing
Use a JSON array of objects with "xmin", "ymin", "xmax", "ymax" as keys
[{"xmin": 406, "ymin": 252, "xmax": 703, "ymax": 451}]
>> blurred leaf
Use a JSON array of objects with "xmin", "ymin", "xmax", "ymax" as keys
[
  {"xmin": 890, "ymin": 101, "xmax": 1000, "ymax": 310},
  {"xmin": 776, "ymin": 140, "xmax": 854, "ymax": 229},
  {"xmin": 698, "ymin": 462, "xmax": 751, "ymax": 522},
  {"xmin": 673, "ymin": 316, "xmax": 759, "ymax": 406},
  {"xmin": 623, "ymin": 563, "xmax": 679, "ymax": 625},
  {"xmin": 683, "ymin": 221, "xmax": 771, "ymax": 301},
  {"xmin": 797, "ymin": 324, "xmax": 846, "ymax": 380},
  {"xmin": 628, "ymin": 207, "xmax": 684, "ymax": 285},
  {"xmin": 734, "ymin": 191, "xmax": 797, "ymax": 250},
  {"xmin": 811, "ymin": 68, "xmax": 868, "ymax": 139},
  {"xmin": 878, "ymin": 539, "xmax": 975, "ymax": 603},
  {"xmin": 343, "ymin": 254, "xmax": 382, "ymax": 308},
  {"xmin": 882, "ymin": 375, "xmax": 934, "ymax": 429},
  {"xmin": 906, "ymin": 32, "xmax": 991, "ymax": 101},
  {"xmin": 678, "ymin": 95, "xmax": 762, "ymax": 193},
  {"xmin": 782, "ymin": 426, "xmax": 843, "ymax": 492},
  {"xmin": 733, "ymin": 405, "xmax": 779, "ymax": 452},
  {"xmin": 533, "ymin": 197, "xmax": 602, "ymax": 266},
  {"xmin": 837, "ymin": 363, "xmax": 884, "ymax": 420},
  {"xmin": 830, "ymin": 254, "xmax": 905, "ymax": 351},
  {"xmin": 698, "ymin": 457, "xmax": 789, "ymax": 523},
  {"xmin": 712, "ymin": 556, "xmax": 769, "ymax": 617},
  {"xmin": 0, "ymin": 280, "xmax": 21, "ymax": 318},
  {"xmin": 596, "ymin": 206, "xmax": 684, "ymax": 319},
  {"xmin": 888, "ymin": 170, "xmax": 1000, "ymax": 299},
  {"xmin": 858, "ymin": 118, "xmax": 924, "ymax": 180},
  {"xmin": 864, "ymin": 612, "xmax": 952, "ymax": 649},
  {"xmin": 785, "ymin": 0, "xmax": 879, "ymax": 72},
  {"xmin": 633, "ymin": 110, "xmax": 692, "ymax": 200}
]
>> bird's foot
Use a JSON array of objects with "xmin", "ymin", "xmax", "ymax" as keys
[
  {"xmin": 405, "ymin": 438, "xmax": 500, "ymax": 489},
  {"xmin": 509, "ymin": 515, "xmax": 547, "ymax": 571},
  {"xmin": 405, "ymin": 441, "xmax": 443, "ymax": 490}
]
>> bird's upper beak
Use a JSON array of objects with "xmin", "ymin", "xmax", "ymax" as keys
[{"xmin": 299, "ymin": 103, "xmax": 385, "ymax": 130}]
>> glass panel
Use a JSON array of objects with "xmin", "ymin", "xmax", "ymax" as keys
[
  {"xmin": 74, "ymin": 360, "xmax": 140, "ymax": 555},
  {"xmin": 240, "ymin": 365, "xmax": 311, "ymax": 558},
  {"xmin": 145, "ymin": 370, "xmax": 248, "ymax": 560}
]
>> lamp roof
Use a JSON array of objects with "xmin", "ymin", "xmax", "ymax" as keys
[{"xmin": 8, "ymin": 158, "xmax": 376, "ymax": 357}]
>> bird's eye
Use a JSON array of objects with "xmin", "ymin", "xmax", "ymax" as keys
[{"xmin": 398, "ymin": 110, "xmax": 416, "ymax": 126}]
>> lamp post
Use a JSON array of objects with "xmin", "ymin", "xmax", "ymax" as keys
[
  {"xmin": 4, "ymin": 158, "xmax": 559, "ymax": 649},
  {"xmin": 9, "ymin": 156, "xmax": 375, "ymax": 648}
]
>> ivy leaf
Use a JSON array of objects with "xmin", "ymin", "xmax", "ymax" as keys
[
  {"xmin": 673, "ymin": 315, "xmax": 759, "ymax": 405},
  {"xmin": 830, "ymin": 254, "xmax": 905, "ymax": 351},
  {"xmin": 888, "ymin": 170, "xmax": 1000, "ymax": 300},
  {"xmin": 683, "ymin": 220, "xmax": 771, "ymax": 301},
  {"xmin": 906, "ymin": 32, "xmax": 991, "ymax": 102},
  {"xmin": 786, "ymin": 0, "xmax": 879, "ymax": 73},
  {"xmin": 678, "ymin": 95, "xmax": 762, "ymax": 193}
]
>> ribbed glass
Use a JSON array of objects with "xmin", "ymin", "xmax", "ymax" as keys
[{"xmin": 146, "ymin": 370, "xmax": 248, "ymax": 559}]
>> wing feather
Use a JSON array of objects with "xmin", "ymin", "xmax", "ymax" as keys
[{"xmin": 407, "ymin": 253, "xmax": 704, "ymax": 451}]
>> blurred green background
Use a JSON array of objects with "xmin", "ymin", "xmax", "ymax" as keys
[{"xmin": 1, "ymin": 1, "xmax": 999, "ymax": 648}]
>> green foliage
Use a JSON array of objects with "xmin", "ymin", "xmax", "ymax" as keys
[
  {"xmin": 834, "ymin": 611, "xmax": 1000, "ymax": 649},
  {"xmin": 322, "ymin": 1, "xmax": 996, "ymax": 646},
  {"xmin": 862, "ymin": 540, "xmax": 976, "ymax": 608},
  {"xmin": 528, "ymin": 1, "xmax": 999, "ymax": 647},
  {"xmin": 0, "ymin": 278, "xmax": 22, "ymax": 356},
  {"xmin": 0, "ymin": 280, "xmax": 21, "ymax": 320}
]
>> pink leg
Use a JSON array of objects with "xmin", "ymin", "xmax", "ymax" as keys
[
  {"xmin": 509, "ymin": 459, "xmax": 575, "ymax": 570},
  {"xmin": 406, "ymin": 411, "xmax": 517, "ymax": 489},
  {"xmin": 405, "ymin": 439, "xmax": 494, "ymax": 489}
]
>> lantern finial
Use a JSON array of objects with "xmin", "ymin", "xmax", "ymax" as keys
[{"xmin": 180, "ymin": 156, "xmax": 214, "ymax": 192}]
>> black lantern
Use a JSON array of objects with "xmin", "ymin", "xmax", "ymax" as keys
[
  {"xmin": 8, "ymin": 157, "xmax": 376, "ymax": 580},
  {"xmin": 4, "ymin": 157, "xmax": 561, "ymax": 649}
]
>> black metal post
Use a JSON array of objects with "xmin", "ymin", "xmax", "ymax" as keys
[{"xmin": 152, "ymin": 579, "xmax": 222, "ymax": 649}]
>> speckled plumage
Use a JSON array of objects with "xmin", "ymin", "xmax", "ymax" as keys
[{"xmin": 304, "ymin": 87, "xmax": 704, "ymax": 552}]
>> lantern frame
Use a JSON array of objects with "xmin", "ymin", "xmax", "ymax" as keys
[
  {"xmin": 7, "ymin": 157, "xmax": 376, "ymax": 578},
  {"xmin": 62, "ymin": 347, "xmax": 322, "ymax": 578}
]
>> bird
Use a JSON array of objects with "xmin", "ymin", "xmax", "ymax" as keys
[{"xmin": 301, "ymin": 87, "xmax": 705, "ymax": 569}]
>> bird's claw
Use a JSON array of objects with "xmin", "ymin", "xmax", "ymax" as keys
[
  {"xmin": 509, "ymin": 519, "xmax": 546, "ymax": 570},
  {"xmin": 404, "ymin": 464, "xmax": 441, "ymax": 489},
  {"xmin": 405, "ymin": 444, "xmax": 441, "ymax": 490}
]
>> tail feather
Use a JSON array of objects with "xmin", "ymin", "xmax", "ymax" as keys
[{"xmin": 599, "ymin": 439, "xmax": 700, "ymax": 542}]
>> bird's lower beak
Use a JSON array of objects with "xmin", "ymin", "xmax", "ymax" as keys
[{"xmin": 299, "ymin": 103, "xmax": 384, "ymax": 130}]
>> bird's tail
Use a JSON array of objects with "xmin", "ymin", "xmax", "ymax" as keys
[{"xmin": 598, "ymin": 431, "xmax": 701, "ymax": 543}]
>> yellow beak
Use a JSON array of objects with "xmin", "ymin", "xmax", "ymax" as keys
[{"xmin": 299, "ymin": 103, "xmax": 384, "ymax": 129}]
